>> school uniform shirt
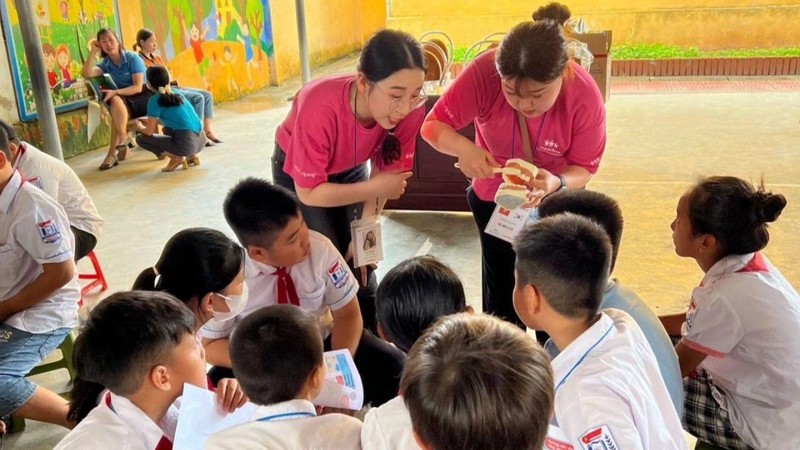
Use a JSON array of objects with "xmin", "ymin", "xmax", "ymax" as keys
[
  {"xmin": 546, "ymin": 280, "xmax": 683, "ymax": 416},
  {"xmin": 96, "ymin": 51, "xmax": 147, "ymax": 89},
  {"xmin": 545, "ymin": 308, "xmax": 687, "ymax": 450},
  {"xmin": 681, "ymin": 252, "xmax": 800, "ymax": 449},
  {"xmin": 146, "ymin": 93, "xmax": 203, "ymax": 133},
  {"xmin": 361, "ymin": 395, "xmax": 419, "ymax": 450},
  {"xmin": 276, "ymin": 74, "xmax": 425, "ymax": 189},
  {"xmin": 200, "ymin": 230, "xmax": 358, "ymax": 340},
  {"xmin": 55, "ymin": 392, "xmax": 179, "ymax": 450},
  {"xmin": 0, "ymin": 170, "xmax": 79, "ymax": 333},
  {"xmin": 205, "ymin": 399, "xmax": 361, "ymax": 450},
  {"xmin": 13, "ymin": 141, "xmax": 104, "ymax": 239},
  {"xmin": 431, "ymin": 49, "xmax": 606, "ymax": 202}
]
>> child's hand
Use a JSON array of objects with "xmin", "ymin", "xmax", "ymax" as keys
[{"xmin": 216, "ymin": 378, "xmax": 248, "ymax": 413}]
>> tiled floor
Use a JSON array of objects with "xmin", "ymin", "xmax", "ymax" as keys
[{"xmin": 5, "ymin": 58, "xmax": 799, "ymax": 448}]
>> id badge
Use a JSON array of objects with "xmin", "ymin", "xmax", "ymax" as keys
[
  {"xmin": 485, "ymin": 205, "xmax": 539, "ymax": 244},
  {"xmin": 350, "ymin": 217, "xmax": 383, "ymax": 268}
]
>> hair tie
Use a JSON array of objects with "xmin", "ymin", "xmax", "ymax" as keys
[
  {"xmin": 152, "ymin": 265, "xmax": 160, "ymax": 276},
  {"xmin": 165, "ymin": 85, "xmax": 173, "ymax": 94},
  {"xmin": 157, "ymin": 86, "xmax": 166, "ymax": 94}
]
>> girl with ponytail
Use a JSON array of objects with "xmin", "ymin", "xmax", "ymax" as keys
[
  {"xmin": 663, "ymin": 175, "xmax": 800, "ymax": 449},
  {"xmin": 272, "ymin": 29, "xmax": 427, "ymax": 332},
  {"xmin": 56, "ymin": 291, "xmax": 245, "ymax": 449},
  {"xmin": 135, "ymin": 65, "xmax": 206, "ymax": 172}
]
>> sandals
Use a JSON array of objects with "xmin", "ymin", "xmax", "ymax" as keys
[
  {"xmin": 187, "ymin": 155, "xmax": 200, "ymax": 166},
  {"xmin": 206, "ymin": 135, "xmax": 223, "ymax": 144},
  {"xmin": 115, "ymin": 144, "xmax": 130, "ymax": 161},
  {"xmin": 161, "ymin": 157, "xmax": 189, "ymax": 172},
  {"xmin": 98, "ymin": 157, "xmax": 119, "ymax": 171}
]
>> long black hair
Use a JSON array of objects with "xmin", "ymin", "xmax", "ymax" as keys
[
  {"xmin": 358, "ymin": 29, "xmax": 426, "ymax": 165},
  {"xmin": 132, "ymin": 228, "xmax": 244, "ymax": 310},
  {"xmin": 96, "ymin": 28, "xmax": 123, "ymax": 59},
  {"xmin": 67, "ymin": 291, "xmax": 195, "ymax": 423},
  {"xmin": 146, "ymin": 65, "xmax": 183, "ymax": 107},
  {"xmin": 133, "ymin": 28, "xmax": 154, "ymax": 52}
]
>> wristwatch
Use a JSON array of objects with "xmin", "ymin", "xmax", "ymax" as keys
[{"xmin": 557, "ymin": 175, "xmax": 567, "ymax": 191}]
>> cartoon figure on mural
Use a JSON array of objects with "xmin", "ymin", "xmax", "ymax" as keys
[
  {"xmin": 42, "ymin": 43, "xmax": 59, "ymax": 89},
  {"xmin": 56, "ymin": 44, "xmax": 74, "ymax": 87},
  {"xmin": 176, "ymin": 7, "xmax": 211, "ymax": 89},
  {"xmin": 59, "ymin": 0, "xmax": 69, "ymax": 22},
  {"xmin": 237, "ymin": 21, "xmax": 255, "ymax": 86},
  {"xmin": 221, "ymin": 45, "xmax": 240, "ymax": 95}
]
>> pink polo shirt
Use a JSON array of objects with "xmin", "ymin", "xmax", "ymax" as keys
[
  {"xmin": 431, "ymin": 49, "xmax": 606, "ymax": 201},
  {"xmin": 276, "ymin": 74, "xmax": 425, "ymax": 189}
]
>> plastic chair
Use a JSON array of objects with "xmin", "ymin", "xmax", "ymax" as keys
[{"xmin": 79, "ymin": 250, "xmax": 108, "ymax": 305}]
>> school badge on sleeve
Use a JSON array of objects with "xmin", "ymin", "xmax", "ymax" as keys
[
  {"xmin": 38, "ymin": 219, "xmax": 62, "ymax": 244},
  {"xmin": 580, "ymin": 425, "xmax": 619, "ymax": 450},
  {"xmin": 327, "ymin": 261, "xmax": 349, "ymax": 288}
]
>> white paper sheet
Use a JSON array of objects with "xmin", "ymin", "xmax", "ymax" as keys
[
  {"xmin": 87, "ymin": 100, "xmax": 101, "ymax": 143},
  {"xmin": 174, "ymin": 384, "xmax": 258, "ymax": 450},
  {"xmin": 313, "ymin": 349, "xmax": 364, "ymax": 410}
]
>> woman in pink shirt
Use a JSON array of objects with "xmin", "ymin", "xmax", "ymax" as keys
[
  {"xmin": 272, "ymin": 29, "xmax": 427, "ymax": 332},
  {"xmin": 421, "ymin": 3, "xmax": 607, "ymax": 331}
]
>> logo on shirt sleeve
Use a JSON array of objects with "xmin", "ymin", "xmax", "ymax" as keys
[
  {"xmin": 327, "ymin": 261, "xmax": 349, "ymax": 289},
  {"xmin": 37, "ymin": 219, "xmax": 62, "ymax": 244},
  {"xmin": 580, "ymin": 425, "xmax": 619, "ymax": 450}
]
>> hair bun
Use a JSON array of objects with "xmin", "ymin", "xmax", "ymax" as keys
[
  {"xmin": 752, "ymin": 191, "xmax": 787, "ymax": 224},
  {"xmin": 532, "ymin": 2, "xmax": 572, "ymax": 25}
]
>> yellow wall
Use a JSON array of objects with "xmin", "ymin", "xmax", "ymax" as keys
[
  {"xmin": 270, "ymin": 0, "xmax": 387, "ymax": 84},
  {"xmin": 388, "ymin": 0, "xmax": 800, "ymax": 50}
]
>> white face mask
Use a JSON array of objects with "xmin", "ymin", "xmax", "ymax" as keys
[{"xmin": 211, "ymin": 286, "xmax": 249, "ymax": 322}]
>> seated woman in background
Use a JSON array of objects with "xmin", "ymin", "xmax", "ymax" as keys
[
  {"xmin": 81, "ymin": 28, "xmax": 152, "ymax": 171},
  {"xmin": 135, "ymin": 28, "xmax": 222, "ymax": 145},
  {"xmin": 135, "ymin": 66, "xmax": 205, "ymax": 172}
]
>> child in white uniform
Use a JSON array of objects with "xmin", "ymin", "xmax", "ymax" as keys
[
  {"xmin": 56, "ymin": 291, "xmax": 242, "ymax": 449},
  {"xmin": 513, "ymin": 214, "xmax": 687, "ymax": 449},
  {"xmin": 662, "ymin": 176, "xmax": 800, "ymax": 449},
  {"xmin": 206, "ymin": 305, "xmax": 362, "ymax": 450},
  {"xmin": 202, "ymin": 178, "xmax": 404, "ymax": 406},
  {"xmin": 362, "ymin": 256, "xmax": 471, "ymax": 450},
  {"xmin": 0, "ymin": 126, "xmax": 79, "ymax": 430},
  {"xmin": 401, "ymin": 313, "xmax": 554, "ymax": 450}
]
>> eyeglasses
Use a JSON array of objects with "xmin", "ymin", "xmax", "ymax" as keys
[{"xmin": 371, "ymin": 82, "xmax": 427, "ymax": 112}]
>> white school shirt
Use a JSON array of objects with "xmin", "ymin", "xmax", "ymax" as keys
[
  {"xmin": 0, "ymin": 170, "xmax": 79, "ymax": 332},
  {"xmin": 13, "ymin": 142, "xmax": 104, "ymax": 238},
  {"xmin": 361, "ymin": 395, "xmax": 420, "ymax": 450},
  {"xmin": 681, "ymin": 252, "xmax": 800, "ymax": 449},
  {"xmin": 55, "ymin": 392, "xmax": 179, "ymax": 450},
  {"xmin": 200, "ymin": 230, "xmax": 358, "ymax": 340},
  {"xmin": 545, "ymin": 309, "xmax": 687, "ymax": 450},
  {"xmin": 205, "ymin": 399, "xmax": 361, "ymax": 450}
]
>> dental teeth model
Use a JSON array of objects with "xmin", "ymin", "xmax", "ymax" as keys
[{"xmin": 495, "ymin": 159, "xmax": 539, "ymax": 210}]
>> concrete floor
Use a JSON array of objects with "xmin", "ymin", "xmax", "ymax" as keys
[{"xmin": 6, "ymin": 55, "xmax": 800, "ymax": 447}]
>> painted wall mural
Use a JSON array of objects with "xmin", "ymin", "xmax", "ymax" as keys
[
  {"xmin": 0, "ymin": 0, "xmax": 121, "ymax": 121},
  {"xmin": 139, "ymin": 0, "xmax": 275, "ymax": 101}
]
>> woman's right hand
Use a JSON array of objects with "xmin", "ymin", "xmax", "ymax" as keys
[
  {"xmin": 369, "ymin": 171, "xmax": 413, "ymax": 199},
  {"xmin": 456, "ymin": 144, "xmax": 501, "ymax": 179},
  {"xmin": 88, "ymin": 39, "xmax": 101, "ymax": 53}
]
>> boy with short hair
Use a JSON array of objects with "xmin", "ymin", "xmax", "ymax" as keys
[
  {"xmin": 0, "ymin": 126, "xmax": 80, "ymax": 430},
  {"xmin": 401, "ymin": 313, "xmax": 554, "ymax": 450},
  {"xmin": 513, "ymin": 214, "xmax": 687, "ymax": 449},
  {"xmin": 362, "ymin": 255, "xmax": 473, "ymax": 449},
  {"xmin": 0, "ymin": 120, "xmax": 103, "ymax": 260},
  {"xmin": 206, "ymin": 305, "xmax": 362, "ymax": 449},
  {"xmin": 202, "ymin": 177, "xmax": 404, "ymax": 406},
  {"xmin": 538, "ymin": 189, "xmax": 683, "ymax": 414}
]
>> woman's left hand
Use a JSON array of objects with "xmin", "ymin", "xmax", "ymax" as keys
[
  {"xmin": 216, "ymin": 378, "xmax": 248, "ymax": 413},
  {"xmin": 519, "ymin": 168, "xmax": 561, "ymax": 209}
]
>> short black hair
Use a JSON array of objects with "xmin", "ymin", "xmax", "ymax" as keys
[
  {"xmin": 376, "ymin": 256, "xmax": 466, "ymax": 352},
  {"xmin": 0, "ymin": 126, "xmax": 9, "ymax": 159},
  {"xmin": 401, "ymin": 313, "xmax": 554, "ymax": 450},
  {"xmin": 68, "ymin": 291, "xmax": 195, "ymax": 423},
  {"xmin": 223, "ymin": 177, "xmax": 301, "ymax": 248},
  {"xmin": 230, "ymin": 305, "xmax": 323, "ymax": 405},
  {"xmin": 0, "ymin": 119, "xmax": 19, "ymax": 146},
  {"xmin": 538, "ymin": 190, "xmax": 623, "ymax": 271},
  {"xmin": 514, "ymin": 213, "xmax": 611, "ymax": 320}
]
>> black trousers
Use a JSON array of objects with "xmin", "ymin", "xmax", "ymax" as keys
[
  {"xmin": 272, "ymin": 145, "xmax": 379, "ymax": 334},
  {"xmin": 467, "ymin": 187, "xmax": 549, "ymax": 343},
  {"xmin": 207, "ymin": 329, "xmax": 405, "ymax": 408},
  {"xmin": 71, "ymin": 226, "xmax": 97, "ymax": 261}
]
